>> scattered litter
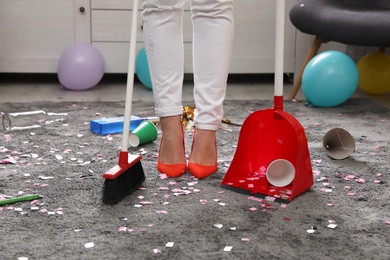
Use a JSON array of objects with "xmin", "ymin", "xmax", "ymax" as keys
[{"xmin": 153, "ymin": 249, "xmax": 161, "ymax": 254}]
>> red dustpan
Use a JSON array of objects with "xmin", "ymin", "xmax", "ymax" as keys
[{"xmin": 221, "ymin": 0, "xmax": 313, "ymax": 202}]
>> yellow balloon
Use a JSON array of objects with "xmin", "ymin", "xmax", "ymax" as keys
[{"xmin": 357, "ymin": 52, "xmax": 390, "ymax": 95}]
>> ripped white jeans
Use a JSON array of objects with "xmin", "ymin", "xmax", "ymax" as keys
[{"xmin": 142, "ymin": 0, "xmax": 234, "ymax": 130}]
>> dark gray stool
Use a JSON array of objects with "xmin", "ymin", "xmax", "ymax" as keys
[{"xmin": 288, "ymin": 0, "xmax": 390, "ymax": 99}]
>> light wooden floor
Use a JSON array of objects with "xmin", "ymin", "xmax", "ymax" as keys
[{"xmin": 0, "ymin": 73, "xmax": 389, "ymax": 108}]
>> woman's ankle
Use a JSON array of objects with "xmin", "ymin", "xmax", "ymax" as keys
[
  {"xmin": 189, "ymin": 129, "xmax": 217, "ymax": 166},
  {"xmin": 159, "ymin": 116, "xmax": 186, "ymax": 164}
]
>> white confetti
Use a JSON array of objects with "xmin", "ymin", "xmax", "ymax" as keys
[
  {"xmin": 84, "ymin": 242, "xmax": 94, "ymax": 248},
  {"xmin": 165, "ymin": 242, "xmax": 174, "ymax": 248},
  {"xmin": 223, "ymin": 246, "xmax": 233, "ymax": 252},
  {"xmin": 38, "ymin": 176, "xmax": 54, "ymax": 180},
  {"xmin": 327, "ymin": 224, "xmax": 337, "ymax": 229},
  {"xmin": 213, "ymin": 224, "xmax": 223, "ymax": 229}
]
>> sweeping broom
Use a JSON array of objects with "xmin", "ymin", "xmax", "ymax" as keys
[{"xmin": 102, "ymin": 0, "xmax": 145, "ymax": 205}]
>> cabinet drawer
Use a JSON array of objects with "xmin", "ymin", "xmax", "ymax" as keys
[
  {"xmin": 91, "ymin": 0, "xmax": 191, "ymax": 10},
  {"xmin": 91, "ymin": 10, "xmax": 193, "ymax": 42}
]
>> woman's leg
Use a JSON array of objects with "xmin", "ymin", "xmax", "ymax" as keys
[
  {"xmin": 189, "ymin": 0, "xmax": 234, "ymax": 167},
  {"xmin": 142, "ymin": 0, "xmax": 187, "ymax": 168}
]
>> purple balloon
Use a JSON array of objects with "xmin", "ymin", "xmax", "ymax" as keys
[{"xmin": 57, "ymin": 44, "xmax": 105, "ymax": 91}]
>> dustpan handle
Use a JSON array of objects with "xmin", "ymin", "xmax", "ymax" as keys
[
  {"xmin": 274, "ymin": 0, "xmax": 285, "ymax": 109},
  {"xmin": 121, "ymin": 0, "xmax": 139, "ymax": 152}
]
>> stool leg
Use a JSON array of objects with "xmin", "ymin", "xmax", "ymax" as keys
[{"xmin": 289, "ymin": 36, "xmax": 323, "ymax": 99}]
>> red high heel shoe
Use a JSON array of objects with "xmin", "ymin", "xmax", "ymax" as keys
[
  {"xmin": 157, "ymin": 124, "xmax": 186, "ymax": 178},
  {"xmin": 188, "ymin": 129, "xmax": 218, "ymax": 179}
]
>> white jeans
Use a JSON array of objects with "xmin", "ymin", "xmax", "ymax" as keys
[{"xmin": 142, "ymin": 0, "xmax": 234, "ymax": 130}]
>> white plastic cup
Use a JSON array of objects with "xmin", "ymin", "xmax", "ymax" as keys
[
  {"xmin": 323, "ymin": 128, "xmax": 355, "ymax": 160},
  {"xmin": 266, "ymin": 159, "xmax": 295, "ymax": 187}
]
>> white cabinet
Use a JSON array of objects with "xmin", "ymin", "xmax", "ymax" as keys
[
  {"xmin": 0, "ymin": 0, "xmax": 298, "ymax": 74},
  {"xmin": 0, "ymin": 0, "xmax": 90, "ymax": 73}
]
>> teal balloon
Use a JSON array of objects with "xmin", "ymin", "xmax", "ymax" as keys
[
  {"xmin": 135, "ymin": 47, "xmax": 152, "ymax": 90},
  {"xmin": 302, "ymin": 51, "xmax": 358, "ymax": 107}
]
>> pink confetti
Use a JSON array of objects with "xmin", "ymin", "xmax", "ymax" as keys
[
  {"xmin": 347, "ymin": 192, "xmax": 357, "ymax": 196},
  {"xmin": 241, "ymin": 238, "xmax": 250, "ymax": 242},
  {"xmin": 357, "ymin": 178, "xmax": 365, "ymax": 183},
  {"xmin": 312, "ymin": 170, "xmax": 321, "ymax": 175},
  {"xmin": 344, "ymin": 186, "xmax": 351, "ymax": 189},
  {"xmin": 326, "ymin": 203, "xmax": 335, "ymax": 207},
  {"xmin": 139, "ymin": 201, "xmax": 154, "ymax": 205},
  {"xmin": 159, "ymin": 174, "xmax": 168, "ymax": 179},
  {"xmin": 249, "ymin": 207, "xmax": 258, "ymax": 211},
  {"xmin": 119, "ymin": 227, "xmax": 127, "ymax": 232},
  {"xmin": 385, "ymin": 221, "xmax": 390, "ymax": 225},
  {"xmin": 280, "ymin": 204, "xmax": 287, "ymax": 208},
  {"xmin": 200, "ymin": 200, "xmax": 207, "ymax": 205},
  {"xmin": 156, "ymin": 210, "xmax": 168, "ymax": 214}
]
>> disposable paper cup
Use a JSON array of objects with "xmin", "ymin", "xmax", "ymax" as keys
[
  {"xmin": 323, "ymin": 128, "xmax": 355, "ymax": 159},
  {"xmin": 266, "ymin": 159, "xmax": 295, "ymax": 187},
  {"xmin": 129, "ymin": 120, "xmax": 158, "ymax": 147}
]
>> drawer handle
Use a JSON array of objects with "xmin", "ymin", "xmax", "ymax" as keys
[{"xmin": 79, "ymin": 7, "xmax": 85, "ymax": 13}]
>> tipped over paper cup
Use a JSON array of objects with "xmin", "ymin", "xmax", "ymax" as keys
[
  {"xmin": 266, "ymin": 159, "xmax": 295, "ymax": 187},
  {"xmin": 129, "ymin": 120, "xmax": 158, "ymax": 147},
  {"xmin": 323, "ymin": 128, "xmax": 355, "ymax": 159}
]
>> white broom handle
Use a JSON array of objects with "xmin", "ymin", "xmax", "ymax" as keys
[
  {"xmin": 121, "ymin": 0, "xmax": 139, "ymax": 152},
  {"xmin": 274, "ymin": 0, "xmax": 285, "ymax": 97}
]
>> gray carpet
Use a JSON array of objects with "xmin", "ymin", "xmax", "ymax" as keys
[{"xmin": 0, "ymin": 99, "xmax": 389, "ymax": 260}]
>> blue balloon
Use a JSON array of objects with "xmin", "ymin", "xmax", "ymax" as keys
[
  {"xmin": 302, "ymin": 51, "xmax": 359, "ymax": 107},
  {"xmin": 135, "ymin": 47, "xmax": 153, "ymax": 90}
]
